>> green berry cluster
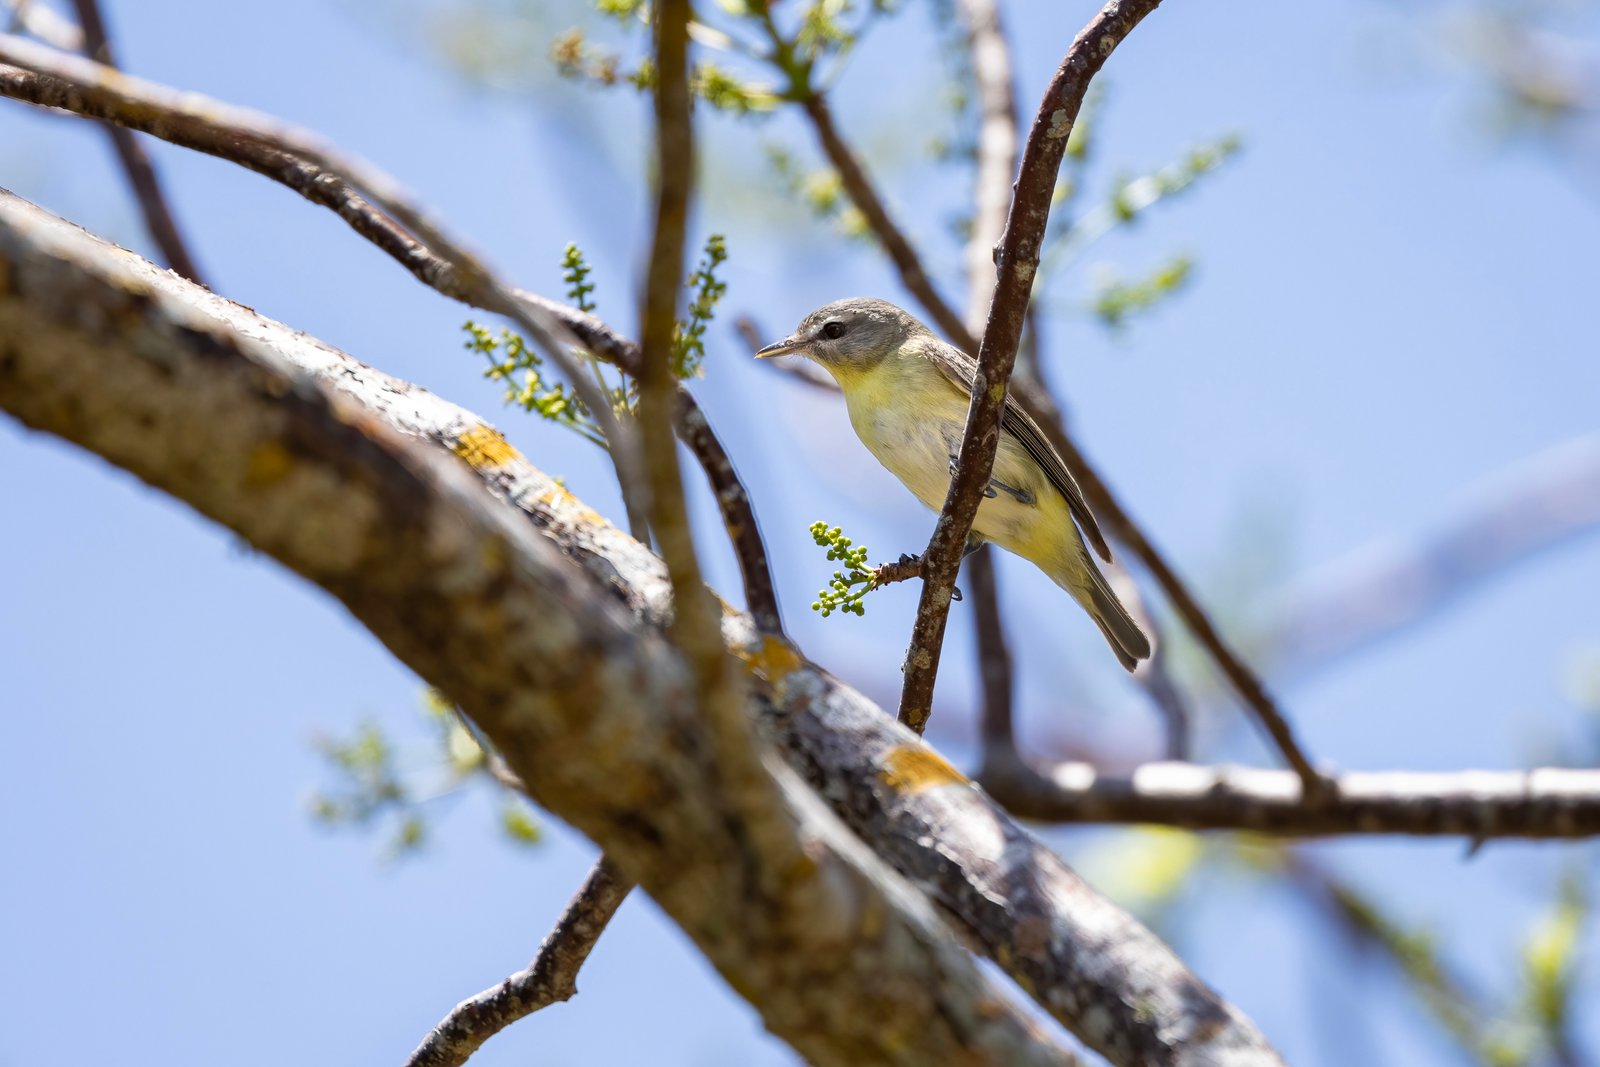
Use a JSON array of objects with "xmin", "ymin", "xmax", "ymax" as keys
[{"xmin": 808, "ymin": 521, "xmax": 876, "ymax": 618}]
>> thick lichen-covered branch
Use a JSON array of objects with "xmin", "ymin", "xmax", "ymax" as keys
[
  {"xmin": 0, "ymin": 32, "xmax": 783, "ymax": 635},
  {"xmin": 0, "ymin": 190, "xmax": 1283, "ymax": 1067},
  {"xmin": 0, "ymin": 187, "xmax": 1082, "ymax": 1067}
]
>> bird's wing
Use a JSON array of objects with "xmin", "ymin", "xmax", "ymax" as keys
[{"xmin": 922, "ymin": 340, "xmax": 1112, "ymax": 562}]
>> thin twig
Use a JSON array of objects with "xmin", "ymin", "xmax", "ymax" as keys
[
  {"xmin": 672, "ymin": 396, "xmax": 784, "ymax": 635},
  {"xmin": 0, "ymin": 35, "xmax": 783, "ymax": 635},
  {"xmin": 68, "ymin": 0, "xmax": 207, "ymax": 285},
  {"xmin": 404, "ymin": 858, "xmax": 632, "ymax": 1067},
  {"xmin": 977, "ymin": 759, "xmax": 1600, "ymax": 838},
  {"xmin": 800, "ymin": 93, "xmax": 973, "ymax": 348},
  {"xmin": 957, "ymin": 0, "xmax": 1018, "ymax": 334},
  {"xmin": 967, "ymin": 546, "xmax": 1016, "ymax": 757},
  {"xmin": 637, "ymin": 0, "xmax": 754, "ymax": 746},
  {"xmin": 1138, "ymin": 628, "xmax": 1193, "ymax": 760},
  {"xmin": 897, "ymin": 0, "xmax": 1167, "ymax": 734}
]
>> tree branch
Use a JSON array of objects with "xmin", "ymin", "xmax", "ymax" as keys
[
  {"xmin": 67, "ymin": 0, "xmax": 208, "ymax": 285},
  {"xmin": 978, "ymin": 758, "xmax": 1600, "ymax": 838},
  {"xmin": 0, "ymin": 32, "xmax": 784, "ymax": 636},
  {"xmin": 899, "ymin": 0, "xmax": 1166, "ymax": 732},
  {"xmin": 966, "ymin": 546, "xmax": 1017, "ymax": 760},
  {"xmin": 0, "ymin": 189, "xmax": 1287, "ymax": 1066},
  {"xmin": 0, "ymin": 187, "xmax": 1079, "ymax": 1067},
  {"xmin": 800, "ymin": 93, "xmax": 973, "ymax": 347},
  {"xmin": 0, "ymin": 31, "xmax": 653, "ymax": 538},
  {"xmin": 957, "ymin": 0, "xmax": 1019, "ymax": 336},
  {"xmin": 956, "ymin": 0, "xmax": 1023, "ymax": 770},
  {"xmin": 404, "ymin": 857, "xmax": 631, "ymax": 1067}
]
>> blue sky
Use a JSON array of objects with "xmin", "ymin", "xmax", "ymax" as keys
[{"xmin": 3, "ymin": 1, "xmax": 1598, "ymax": 1064}]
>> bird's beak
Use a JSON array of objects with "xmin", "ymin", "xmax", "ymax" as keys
[{"xmin": 755, "ymin": 335, "xmax": 804, "ymax": 359}]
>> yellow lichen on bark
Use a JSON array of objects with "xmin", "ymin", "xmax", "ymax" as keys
[
  {"xmin": 244, "ymin": 440, "xmax": 295, "ymax": 489},
  {"xmin": 738, "ymin": 634, "xmax": 803, "ymax": 684},
  {"xmin": 451, "ymin": 423, "xmax": 520, "ymax": 469},
  {"xmin": 880, "ymin": 746, "xmax": 968, "ymax": 794}
]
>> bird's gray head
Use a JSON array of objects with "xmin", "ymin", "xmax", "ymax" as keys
[{"xmin": 755, "ymin": 298, "xmax": 927, "ymax": 373}]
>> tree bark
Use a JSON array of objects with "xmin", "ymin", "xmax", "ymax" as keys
[{"xmin": 0, "ymin": 188, "xmax": 1286, "ymax": 1067}]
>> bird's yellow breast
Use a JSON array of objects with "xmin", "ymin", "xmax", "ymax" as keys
[{"xmin": 829, "ymin": 350, "xmax": 1070, "ymax": 559}]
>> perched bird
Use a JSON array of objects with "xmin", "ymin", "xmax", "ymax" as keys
[{"xmin": 757, "ymin": 298, "xmax": 1151, "ymax": 671}]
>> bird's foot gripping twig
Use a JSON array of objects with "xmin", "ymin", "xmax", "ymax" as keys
[{"xmin": 872, "ymin": 554, "xmax": 962, "ymax": 601}]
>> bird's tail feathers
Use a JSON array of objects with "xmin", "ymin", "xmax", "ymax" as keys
[{"xmin": 1078, "ymin": 556, "xmax": 1152, "ymax": 673}]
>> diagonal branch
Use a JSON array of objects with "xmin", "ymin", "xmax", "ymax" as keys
[
  {"xmin": 898, "ymin": 0, "xmax": 1166, "ymax": 733},
  {"xmin": 957, "ymin": 0, "xmax": 1022, "ymax": 766},
  {"xmin": 67, "ymin": 0, "xmax": 208, "ymax": 285},
  {"xmin": 0, "ymin": 32, "xmax": 784, "ymax": 636},
  {"xmin": 0, "ymin": 188, "xmax": 1078, "ymax": 1067},
  {"xmin": 801, "ymin": 94, "xmax": 973, "ymax": 346},
  {"xmin": 404, "ymin": 857, "xmax": 631, "ymax": 1067},
  {"xmin": 0, "ymin": 189, "xmax": 1286, "ymax": 1065}
]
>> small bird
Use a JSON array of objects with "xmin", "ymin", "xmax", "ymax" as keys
[{"xmin": 757, "ymin": 298, "xmax": 1151, "ymax": 671}]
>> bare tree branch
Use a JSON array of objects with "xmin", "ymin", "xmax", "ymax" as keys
[
  {"xmin": 1139, "ymin": 634, "xmax": 1195, "ymax": 760},
  {"xmin": 67, "ymin": 0, "xmax": 208, "ymax": 285},
  {"xmin": 966, "ymin": 545, "xmax": 1017, "ymax": 758},
  {"xmin": 0, "ymin": 31, "xmax": 654, "ymax": 538},
  {"xmin": 958, "ymin": 0, "xmax": 1019, "ymax": 334},
  {"xmin": 979, "ymin": 759, "xmax": 1600, "ymax": 838},
  {"xmin": 956, "ymin": 0, "xmax": 1024, "ymax": 771},
  {"xmin": 0, "ymin": 189, "xmax": 1289, "ymax": 1065},
  {"xmin": 0, "ymin": 188, "xmax": 1080, "ymax": 1067},
  {"xmin": 801, "ymin": 93, "xmax": 973, "ymax": 347},
  {"xmin": 0, "ymin": 33, "xmax": 784, "ymax": 636},
  {"xmin": 404, "ymin": 857, "xmax": 631, "ymax": 1067},
  {"xmin": 898, "ymin": 0, "xmax": 1167, "ymax": 733},
  {"xmin": 637, "ymin": 0, "xmax": 751, "ymax": 745}
]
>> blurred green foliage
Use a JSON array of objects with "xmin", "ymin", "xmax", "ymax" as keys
[{"xmin": 311, "ymin": 689, "xmax": 542, "ymax": 859}]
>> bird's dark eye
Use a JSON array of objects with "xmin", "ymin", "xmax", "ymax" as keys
[{"xmin": 822, "ymin": 321, "xmax": 847, "ymax": 340}]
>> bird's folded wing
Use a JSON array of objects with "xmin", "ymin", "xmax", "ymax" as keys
[{"xmin": 924, "ymin": 342, "xmax": 1112, "ymax": 562}]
